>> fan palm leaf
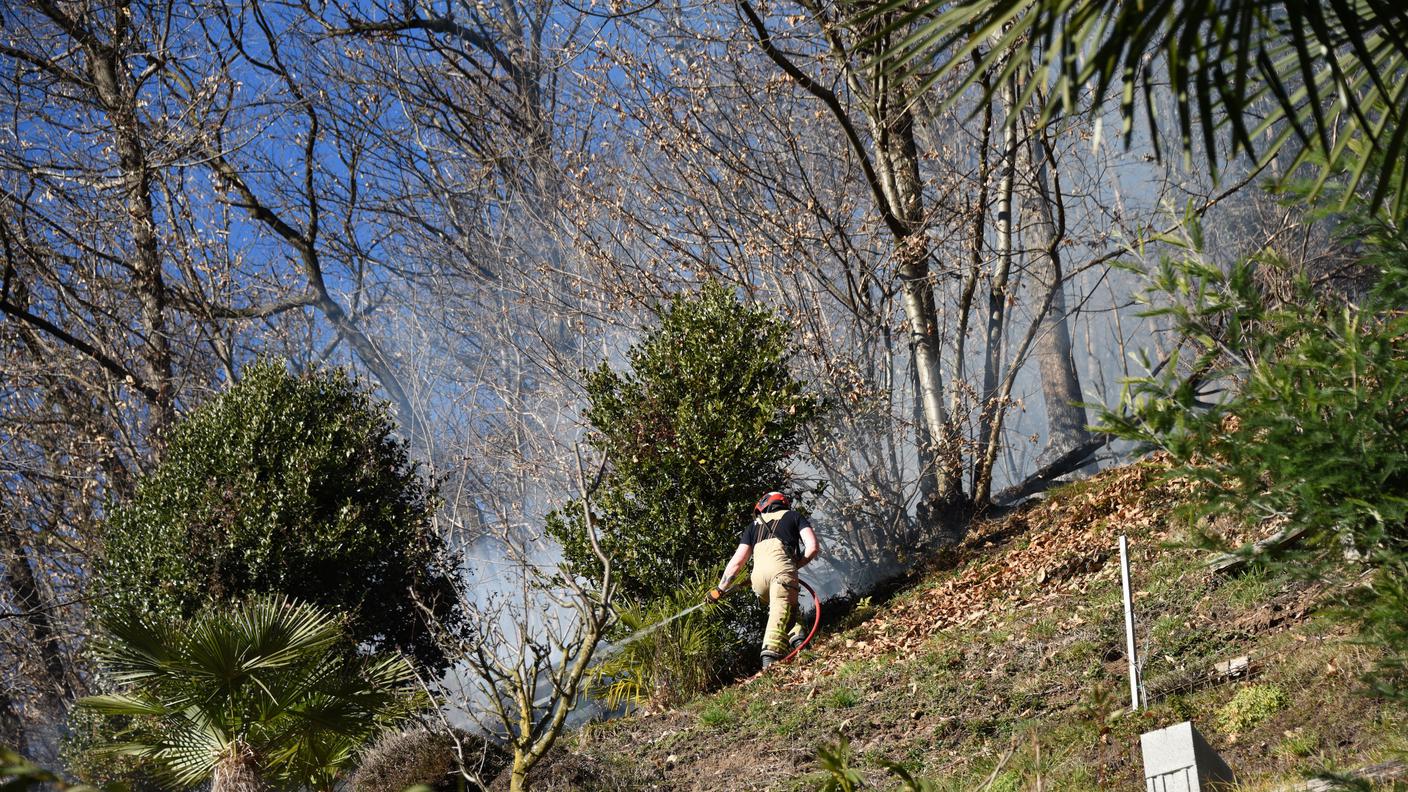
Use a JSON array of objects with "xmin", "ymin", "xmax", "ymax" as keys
[
  {"xmin": 857, "ymin": 0, "xmax": 1408, "ymax": 219},
  {"xmin": 78, "ymin": 594, "xmax": 416, "ymax": 792},
  {"xmin": 155, "ymin": 711, "xmax": 228, "ymax": 787},
  {"xmin": 74, "ymin": 693, "xmax": 168, "ymax": 718}
]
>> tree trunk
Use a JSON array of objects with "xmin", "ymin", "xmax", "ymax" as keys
[
  {"xmin": 0, "ymin": 511, "xmax": 72, "ymax": 704},
  {"xmin": 973, "ymin": 76, "xmax": 1020, "ymax": 505},
  {"xmin": 949, "ymin": 60, "xmax": 994, "ymax": 423},
  {"xmin": 911, "ymin": 355, "xmax": 937, "ymax": 527},
  {"xmin": 1023, "ymin": 128, "xmax": 1092, "ymax": 465},
  {"xmin": 0, "ymin": 686, "xmax": 23, "ymax": 754},
  {"xmin": 510, "ymin": 755, "xmax": 530, "ymax": 792},
  {"xmin": 740, "ymin": 0, "xmax": 966, "ymax": 527},
  {"xmin": 896, "ymin": 254, "xmax": 956, "ymax": 503},
  {"xmin": 85, "ymin": 39, "xmax": 175, "ymax": 439},
  {"xmin": 213, "ymin": 744, "xmax": 268, "ymax": 792},
  {"xmin": 868, "ymin": 64, "xmax": 963, "ymax": 513}
]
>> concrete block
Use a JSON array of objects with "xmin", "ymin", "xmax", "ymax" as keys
[
  {"xmin": 1141, "ymin": 721, "xmax": 1235, "ymax": 792},
  {"xmin": 1213, "ymin": 655, "xmax": 1250, "ymax": 680}
]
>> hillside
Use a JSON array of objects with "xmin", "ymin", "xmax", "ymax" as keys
[{"xmin": 507, "ymin": 459, "xmax": 1407, "ymax": 791}]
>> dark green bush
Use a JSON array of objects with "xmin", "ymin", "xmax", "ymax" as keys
[
  {"xmin": 96, "ymin": 360, "xmax": 463, "ymax": 672},
  {"xmin": 547, "ymin": 282, "xmax": 821, "ymax": 604}
]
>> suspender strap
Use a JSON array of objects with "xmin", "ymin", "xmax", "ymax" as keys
[{"xmin": 755, "ymin": 509, "xmax": 786, "ymax": 543}]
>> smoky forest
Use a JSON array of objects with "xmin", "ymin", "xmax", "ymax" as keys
[{"xmin": 3, "ymin": 1, "xmax": 1408, "ymax": 790}]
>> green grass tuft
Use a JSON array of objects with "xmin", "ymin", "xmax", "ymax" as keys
[{"xmin": 827, "ymin": 687, "xmax": 860, "ymax": 709}]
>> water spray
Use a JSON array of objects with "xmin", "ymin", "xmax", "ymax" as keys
[
  {"xmin": 592, "ymin": 600, "xmax": 713, "ymax": 663},
  {"xmin": 596, "ymin": 576, "xmax": 822, "ymax": 667}
]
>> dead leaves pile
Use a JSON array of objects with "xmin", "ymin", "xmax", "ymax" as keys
[{"xmin": 782, "ymin": 458, "xmax": 1196, "ymax": 687}]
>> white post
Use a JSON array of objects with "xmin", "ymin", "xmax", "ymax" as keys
[{"xmin": 1119, "ymin": 535, "xmax": 1141, "ymax": 711}]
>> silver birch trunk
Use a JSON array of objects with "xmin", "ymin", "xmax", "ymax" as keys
[
  {"xmin": 973, "ymin": 76, "xmax": 1019, "ymax": 503},
  {"xmin": 749, "ymin": 0, "xmax": 965, "ymax": 518},
  {"xmin": 875, "ymin": 103, "xmax": 962, "ymax": 508}
]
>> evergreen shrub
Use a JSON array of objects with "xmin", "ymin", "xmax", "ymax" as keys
[
  {"xmin": 547, "ymin": 282, "xmax": 821, "ymax": 604},
  {"xmin": 96, "ymin": 360, "xmax": 463, "ymax": 672},
  {"xmin": 548, "ymin": 283, "xmax": 819, "ymax": 686},
  {"xmin": 1100, "ymin": 213, "xmax": 1408, "ymax": 704}
]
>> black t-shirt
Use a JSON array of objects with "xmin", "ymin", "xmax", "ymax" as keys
[{"xmin": 739, "ymin": 509, "xmax": 808, "ymax": 562}]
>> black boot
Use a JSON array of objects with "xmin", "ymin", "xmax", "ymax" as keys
[
  {"xmin": 760, "ymin": 650, "xmax": 781, "ymax": 670},
  {"xmin": 789, "ymin": 632, "xmax": 806, "ymax": 652}
]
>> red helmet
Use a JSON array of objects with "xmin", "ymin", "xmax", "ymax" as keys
[{"xmin": 754, "ymin": 491, "xmax": 791, "ymax": 515}]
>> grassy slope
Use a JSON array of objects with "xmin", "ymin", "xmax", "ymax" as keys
[{"xmin": 522, "ymin": 459, "xmax": 1407, "ymax": 791}]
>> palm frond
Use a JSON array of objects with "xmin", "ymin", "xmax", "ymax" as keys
[
  {"xmin": 83, "ymin": 595, "xmax": 415, "ymax": 791},
  {"xmin": 184, "ymin": 595, "xmax": 344, "ymax": 681},
  {"xmin": 859, "ymin": 0, "xmax": 1408, "ymax": 219},
  {"xmin": 75, "ymin": 693, "xmax": 169, "ymax": 718},
  {"xmin": 236, "ymin": 595, "xmax": 346, "ymax": 670},
  {"xmin": 154, "ymin": 713, "xmax": 228, "ymax": 787},
  {"xmin": 91, "ymin": 607, "xmax": 180, "ymax": 685}
]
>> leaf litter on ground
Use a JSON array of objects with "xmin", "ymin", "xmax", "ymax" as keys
[{"xmin": 778, "ymin": 457, "xmax": 1195, "ymax": 686}]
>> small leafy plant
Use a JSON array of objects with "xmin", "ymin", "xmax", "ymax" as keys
[
  {"xmin": 588, "ymin": 575, "xmax": 730, "ymax": 710},
  {"xmin": 1216, "ymin": 684, "xmax": 1289, "ymax": 734},
  {"xmin": 816, "ymin": 738, "xmax": 866, "ymax": 791}
]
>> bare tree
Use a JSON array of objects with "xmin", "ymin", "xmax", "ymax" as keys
[
  {"xmin": 738, "ymin": 0, "xmax": 967, "ymax": 517},
  {"xmin": 0, "ymin": 0, "xmax": 439, "ymax": 750},
  {"xmin": 565, "ymin": 0, "xmax": 1228, "ymax": 569},
  {"xmin": 1021, "ymin": 117, "xmax": 1093, "ymax": 466},
  {"xmin": 423, "ymin": 448, "xmax": 615, "ymax": 792},
  {"xmin": 0, "ymin": 1, "xmax": 232, "ymax": 750}
]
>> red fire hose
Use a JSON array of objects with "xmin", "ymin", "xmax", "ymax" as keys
[{"xmin": 779, "ymin": 578, "xmax": 820, "ymax": 665}]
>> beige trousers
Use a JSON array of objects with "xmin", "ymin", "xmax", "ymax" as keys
[{"xmin": 751, "ymin": 535, "xmax": 801, "ymax": 655}]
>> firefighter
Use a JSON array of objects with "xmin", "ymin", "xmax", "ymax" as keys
[{"xmin": 708, "ymin": 491, "xmax": 820, "ymax": 668}]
